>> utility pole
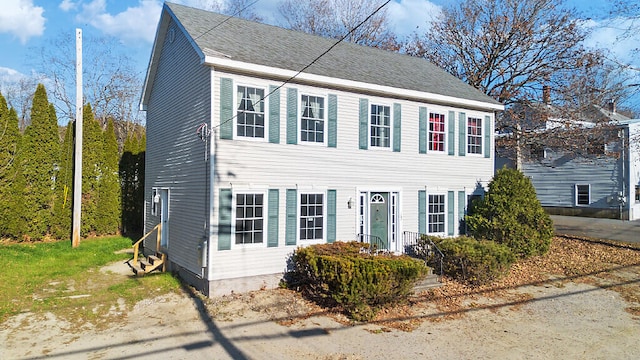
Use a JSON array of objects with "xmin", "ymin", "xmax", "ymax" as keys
[{"xmin": 72, "ymin": 28, "xmax": 83, "ymax": 248}]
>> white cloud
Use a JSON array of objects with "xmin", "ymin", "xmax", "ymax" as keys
[
  {"xmin": 0, "ymin": 0, "xmax": 46, "ymax": 44},
  {"xmin": 387, "ymin": 0, "xmax": 442, "ymax": 38},
  {"xmin": 59, "ymin": 0, "xmax": 77, "ymax": 12},
  {"xmin": 583, "ymin": 17, "xmax": 640, "ymax": 66},
  {"xmin": 79, "ymin": 0, "xmax": 163, "ymax": 43}
]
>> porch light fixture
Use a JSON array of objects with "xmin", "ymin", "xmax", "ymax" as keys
[{"xmin": 347, "ymin": 197, "xmax": 353, "ymax": 209}]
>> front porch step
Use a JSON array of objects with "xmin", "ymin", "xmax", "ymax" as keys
[
  {"xmin": 413, "ymin": 274, "xmax": 442, "ymax": 293},
  {"xmin": 127, "ymin": 253, "xmax": 166, "ymax": 276}
]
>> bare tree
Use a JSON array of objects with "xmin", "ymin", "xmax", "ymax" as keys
[
  {"xmin": 198, "ymin": 0, "xmax": 264, "ymax": 22},
  {"xmin": 278, "ymin": 0, "xmax": 399, "ymax": 50},
  {"xmin": 30, "ymin": 32, "xmax": 144, "ymax": 128},
  {"xmin": 405, "ymin": 0, "xmax": 632, "ymax": 164}
]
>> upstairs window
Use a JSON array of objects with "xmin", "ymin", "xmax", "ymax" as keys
[
  {"xmin": 301, "ymin": 95, "xmax": 325, "ymax": 143},
  {"xmin": 236, "ymin": 86, "xmax": 265, "ymax": 138},
  {"xmin": 467, "ymin": 117, "xmax": 483, "ymax": 154},
  {"xmin": 370, "ymin": 104, "xmax": 391, "ymax": 148},
  {"xmin": 429, "ymin": 112, "xmax": 445, "ymax": 152}
]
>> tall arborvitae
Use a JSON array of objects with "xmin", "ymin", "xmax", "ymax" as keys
[
  {"xmin": 120, "ymin": 131, "xmax": 145, "ymax": 238},
  {"xmin": 80, "ymin": 103, "xmax": 104, "ymax": 236},
  {"xmin": 51, "ymin": 122, "xmax": 74, "ymax": 239},
  {"xmin": 17, "ymin": 84, "xmax": 60, "ymax": 240},
  {"xmin": 0, "ymin": 92, "xmax": 21, "ymax": 238},
  {"xmin": 95, "ymin": 119, "xmax": 121, "ymax": 235}
]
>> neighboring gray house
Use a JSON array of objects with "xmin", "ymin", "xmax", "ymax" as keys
[
  {"xmin": 498, "ymin": 103, "xmax": 640, "ymax": 220},
  {"xmin": 140, "ymin": 3, "xmax": 503, "ymax": 296}
]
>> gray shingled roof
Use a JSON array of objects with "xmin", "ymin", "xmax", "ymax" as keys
[{"xmin": 163, "ymin": 2, "xmax": 501, "ymax": 107}]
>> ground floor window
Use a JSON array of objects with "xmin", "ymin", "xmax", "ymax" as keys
[
  {"xmin": 575, "ymin": 184, "xmax": 590, "ymax": 206},
  {"xmin": 235, "ymin": 193, "xmax": 264, "ymax": 245},
  {"xmin": 428, "ymin": 194, "xmax": 446, "ymax": 234},
  {"xmin": 300, "ymin": 193, "xmax": 324, "ymax": 240}
]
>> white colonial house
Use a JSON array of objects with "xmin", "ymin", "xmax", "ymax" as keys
[{"xmin": 140, "ymin": 2, "xmax": 503, "ymax": 296}]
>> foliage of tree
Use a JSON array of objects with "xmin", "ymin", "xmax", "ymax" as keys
[
  {"xmin": 50, "ymin": 122, "xmax": 74, "ymax": 239},
  {"xmin": 406, "ymin": 0, "xmax": 629, "ymax": 163},
  {"xmin": 13, "ymin": 84, "xmax": 61, "ymax": 240},
  {"xmin": 80, "ymin": 103, "xmax": 105, "ymax": 236},
  {"xmin": 278, "ymin": 0, "xmax": 399, "ymax": 50},
  {"xmin": 199, "ymin": 0, "xmax": 264, "ymax": 21},
  {"xmin": 95, "ymin": 119, "xmax": 121, "ymax": 235},
  {"xmin": 0, "ymin": 92, "xmax": 21, "ymax": 237},
  {"xmin": 466, "ymin": 167, "xmax": 554, "ymax": 259},
  {"xmin": 120, "ymin": 132, "xmax": 146, "ymax": 238}
]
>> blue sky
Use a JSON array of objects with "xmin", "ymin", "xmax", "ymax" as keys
[{"xmin": 1, "ymin": 0, "xmax": 638, "ymax": 119}]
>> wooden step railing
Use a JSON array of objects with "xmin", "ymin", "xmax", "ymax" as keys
[{"xmin": 128, "ymin": 224, "xmax": 166, "ymax": 275}]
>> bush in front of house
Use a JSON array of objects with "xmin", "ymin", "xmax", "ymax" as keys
[
  {"xmin": 466, "ymin": 167, "xmax": 554, "ymax": 258},
  {"xmin": 285, "ymin": 242, "xmax": 429, "ymax": 321},
  {"xmin": 434, "ymin": 236, "xmax": 516, "ymax": 285}
]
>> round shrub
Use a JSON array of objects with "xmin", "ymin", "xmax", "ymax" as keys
[
  {"xmin": 466, "ymin": 167, "xmax": 554, "ymax": 258},
  {"xmin": 435, "ymin": 236, "xmax": 516, "ymax": 285}
]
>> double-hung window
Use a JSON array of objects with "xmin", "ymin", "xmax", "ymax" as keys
[
  {"xmin": 301, "ymin": 95, "xmax": 325, "ymax": 143},
  {"xmin": 236, "ymin": 86, "xmax": 265, "ymax": 138},
  {"xmin": 467, "ymin": 117, "xmax": 483, "ymax": 155},
  {"xmin": 235, "ymin": 193, "xmax": 264, "ymax": 245},
  {"xmin": 428, "ymin": 194, "xmax": 446, "ymax": 234},
  {"xmin": 429, "ymin": 112, "xmax": 445, "ymax": 152},
  {"xmin": 575, "ymin": 184, "xmax": 590, "ymax": 206},
  {"xmin": 370, "ymin": 104, "xmax": 391, "ymax": 148},
  {"xmin": 300, "ymin": 193, "xmax": 324, "ymax": 241}
]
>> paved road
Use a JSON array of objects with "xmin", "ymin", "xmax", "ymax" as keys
[{"xmin": 551, "ymin": 215, "xmax": 640, "ymax": 244}]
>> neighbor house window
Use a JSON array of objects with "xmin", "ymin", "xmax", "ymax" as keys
[
  {"xmin": 429, "ymin": 112, "xmax": 445, "ymax": 152},
  {"xmin": 300, "ymin": 193, "xmax": 324, "ymax": 240},
  {"xmin": 235, "ymin": 193, "xmax": 264, "ymax": 245},
  {"xmin": 236, "ymin": 86, "xmax": 265, "ymax": 138},
  {"xmin": 301, "ymin": 95, "xmax": 325, "ymax": 143},
  {"xmin": 428, "ymin": 194, "xmax": 446, "ymax": 234},
  {"xmin": 467, "ymin": 117, "xmax": 482, "ymax": 154},
  {"xmin": 370, "ymin": 104, "xmax": 391, "ymax": 148},
  {"xmin": 575, "ymin": 184, "xmax": 590, "ymax": 206},
  {"xmin": 635, "ymin": 185, "xmax": 640, "ymax": 203}
]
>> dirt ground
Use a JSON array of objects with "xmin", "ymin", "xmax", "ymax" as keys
[{"xmin": 1, "ymin": 236, "xmax": 640, "ymax": 360}]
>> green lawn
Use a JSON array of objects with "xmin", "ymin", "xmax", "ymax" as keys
[{"xmin": 0, "ymin": 237, "xmax": 181, "ymax": 325}]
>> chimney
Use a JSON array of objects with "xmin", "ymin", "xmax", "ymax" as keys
[
  {"xmin": 608, "ymin": 99, "xmax": 616, "ymax": 114},
  {"xmin": 542, "ymin": 85, "xmax": 551, "ymax": 104}
]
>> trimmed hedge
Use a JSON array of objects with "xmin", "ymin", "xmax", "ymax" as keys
[
  {"xmin": 434, "ymin": 236, "xmax": 516, "ymax": 286},
  {"xmin": 286, "ymin": 242, "xmax": 429, "ymax": 321}
]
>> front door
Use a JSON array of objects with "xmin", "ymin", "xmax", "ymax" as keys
[{"xmin": 369, "ymin": 192, "xmax": 389, "ymax": 250}]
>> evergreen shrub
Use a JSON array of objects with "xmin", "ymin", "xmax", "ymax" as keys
[
  {"xmin": 466, "ymin": 167, "xmax": 554, "ymax": 258},
  {"xmin": 435, "ymin": 236, "xmax": 516, "ymax": 285},
  {"xmin": 286, "ymin": 241, "xmax": 429, "ymax": 321}
]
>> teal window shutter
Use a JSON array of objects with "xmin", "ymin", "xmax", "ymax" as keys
[
  {"xmin": 393, "ymin": 103, "xmax": 401, "ymax": 152},
  {"xmin": 267, "ymin": 189, "xmax": 279, "ymax": 247},
  {"xmin": 220, "ymin": 78, "xmax": 233, "ymax": 140},
  {"xmin": 327, "ymin": 190, "xmax": 337, "ymax": 243},
  {"xmin": 269, "ymin": 85, "xmax": 280, "ymax": 144},
  {"xmin": 328, "ymin": 94, "xmax": 337, "ymax": 148},
  {"xmin": 287, "ymin": 88, "xmax": 298, "ymax": 144},
  {"xmin": 484, "ymin": 115, "xmax": 491, "ymax": 158},
  {"xmin": 418, "ymin": 190, "xmax": 426, "ymax": 234},
  {"xmin": 448, "ymin": 191, "xmax": 455, "ymax": 236},
  {"xmin": 419, "ymin": 107, "xmax": 427, "ymax": 154},
  {"xmin": 218, "ymin": 188, "xmax": 232, "ymax": 250},
  {"xmin": 458, "ymin": 112, "xmax": 466, "ymax": 156},
  {"xmin": 448, "ymin": 111, "xmax": 455, "ymax": 156},
  {"xmin": 458, "ymin": 190, "xmax": 466, "ymax": 235},
  {"xmin": 285, "ymin": 189, "xmax": 297, "ymax": 245},
  {"xmin": 359, "ymin": 98, "xmax": 368, "ymax": 149}
]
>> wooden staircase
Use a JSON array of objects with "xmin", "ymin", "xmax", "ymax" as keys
[{"xmin": 127, "ymin": 224, "xmax": 166, "ymax": 276}]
